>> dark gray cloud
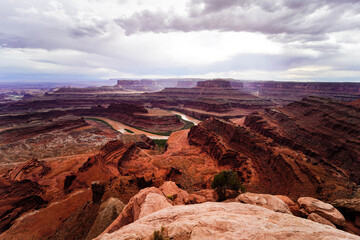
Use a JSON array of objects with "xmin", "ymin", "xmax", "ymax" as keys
[
  {"xmin": 115, "ymin": 0, "xmax": 360, "ymax": 42},
  {"xmin": 0, "ymin": 1, "xmax": 113, "ymax": 51},
  {"xmin": 0, "ymin": 0, "xmax": 359, "ymax": 82}
]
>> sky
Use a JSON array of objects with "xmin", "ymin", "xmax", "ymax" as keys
[{"xmin": 0, "ymin": 0, "xmax": 360, "ymax": 83}]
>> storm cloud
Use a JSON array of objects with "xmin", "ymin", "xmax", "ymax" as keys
[
  {"xmin": 0, "ymin": 0, "xmax": 359, "ymax": 82},
  {"xmin": 115, "ymin": 0, "xmax": 360, "ymax": 39}
]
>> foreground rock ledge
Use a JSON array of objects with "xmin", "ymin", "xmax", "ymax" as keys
[{"xmin": 97, "ymin": 202, "xmax": 359, "ymax": 240}]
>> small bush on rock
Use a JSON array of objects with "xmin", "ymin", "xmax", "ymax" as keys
[
  {"xmin": 151, "ymin": 227, "xmax": 169, "ymax": 240},
  {"xmin": 166, "ymin": 195, "xmax": 175, "ymax": 201},
  {"xmin": 211, "ymin": 170, "xmax": 245, "ymax": 201}
]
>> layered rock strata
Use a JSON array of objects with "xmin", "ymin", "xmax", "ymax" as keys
[{"xmin": 244, "ymin": 96, "xmax": 360, "ymax": 186}]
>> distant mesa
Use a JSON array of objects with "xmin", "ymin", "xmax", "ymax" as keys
[
  {"xmin": 196, "ymin": 79, "xmax": 233, "ymax": 88},
  {"xmin": 229, "ymin": 80, "xmax": 244, "ymax": 89},
  {"xmin": 154, "ymin": 79, "xmax": 249, "ymax": 97},
  {"xmin": 176, "ymin": 80, "xmax": 197, "ymax": 88},
  {"xmin": 55, "ymin": 86, "xmax": 122, "ymax": 93},
  {"xmin": 52, "ymin": 79, "xmax": 163, "ymax": 95},
  {"xmin": 259, "ymin": 81, "xmax": 360, "ymax": 94},
  {"xmin": 139, "ymin": 79, "xmax": 274, "ymax": 119},
  {"xmin": 115, "ymin": 80, "xmax": 162, "ymax": 92},
  {"xmin": 243, "ymin": 81, "xmax": 360, "ymax": 103}
]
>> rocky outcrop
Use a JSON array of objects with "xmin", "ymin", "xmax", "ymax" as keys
[
  {"xmin": 159, "ymin": 181, "xmax": 206, "ymax": 205},
  {"xmin": 101, "ymin": 129, "xmax": 225, "ymax": 193},
  {"xmin": 64, "ymin": 140, "xmax": 142, "ymax": 196},
  {"xmin": 97, "ymin": 202, "xmax": 360, "ymax": 240},
  {"xmin": 298, "ymin": 197, "xmax": 346, "ymax": 227},
  {"xmin": 92, "ymin": 182, "xmax": 106, "ymax": 204},
  {"xmin": 332, "ymin": 198, "xmax": 360, "ymax": 221},
  {"xmin": 7, "ymin": 158, "xmax": 51, "ymax": 181},
  {"xmin": 332, "ymin": 198, "xmax": 360, "ymax": 235},
  {"xmin": 244, "ymin": 97, "xmax": 360, "ymax": 189},
  {"xmin": 103, "ymin": 181, "xmax": 209, "ymax": 235},
  {"xmin": 188, "ymin": 117, "xmax": 323, "ymax": 199},
  {"xmin": 308, "ymin": 213, "xmax": 336, "ymax": 228},
  {"xmin": 0, "ymin": 189, "xmax": 99, "ymax": 240},
  {"xmin": 192, "ymin": 189, "xmax": 218, "ymax": 202},
  {"xmin": 0, "ymin": 179, "xmax": 47, "ymax": 233},
  {"xmin": 236, "ymin": 192, "xmax": 292, "ymax": 214},
  {"xmin": 86, "ymin": 198, "xmax": 125, "ymax": 240},
  {"xmin": 104, "ymin": 187, "xmax": 172, "ymax": 234},
  {"xmin": 0, "ymin": 138, "xmax": 149, "ymax": 239},
  {"xmin": 276, "ymin": 195, "xmax": 300, "ymax": 216}
]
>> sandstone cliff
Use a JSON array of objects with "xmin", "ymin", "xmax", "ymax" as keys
[
  {"xmin": 98, "ymin": 202, "xmax": 359, "ymax": 240},
  {"xmin": 244, "ymin": 96, "xmax": 360, "ymax": 187}
]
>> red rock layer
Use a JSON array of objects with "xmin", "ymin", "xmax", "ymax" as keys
[
  {"xmin": 143, "ymin": 79, "xmax": 274, "ymax": 118},
  {"xmin": 85, "ymin": 103, "xmax": 185, "ymax": 132},
  {"xmin": 243, "ymin": 81, "xmax": 360, "ymax": 103},
  {"xmin": 245, "ymin": 97, "xmax": 360, "ymax": 186},
  {"xmin": 188, "ymin": 117, "xmax": 355, "ymax": 201}
]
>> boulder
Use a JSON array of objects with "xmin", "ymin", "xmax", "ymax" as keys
[
  {"xmin": 138, "ymin": 193, "xmax": 173, "ymax": 219},
  {"xmin": 159, "ymin": 181, "xmax": 191, "ymax": 204},
  {"xmin": 331, "ymin": 198, "xmax": 360, "ymax": 234},
  {"xmin": 102, "ymin": 187, "xmax": 172, "ymax": 234},
  {"xmin": 299, "ymin": 208, "xmax": 310, "ymax": 218},
  {"xmin": 298, "ymin": 197, "xmax": 346, "ymax": 226},
  {"xmin": 331, "ymin": 198, "xmax": 360, "ymax": 213},
  {"xmin": 236, "ymin": 192, "xmax": 292, "ymax": 214},
  {"xmin": 97, "ymin": 202, "xmax": 360, "ymax": 240},
  {"xmin": 308, "ymin": 213, "xmax": 336, "ymax": 228},
  {"xmin": 159, "ymin": 181, "xmax": 206, "ymax": 204},
  {"xmin": 276, "ymin": 195, "xmax": 300, "ymax": 216},
  {"xmin": 344, "ymin": 222, "xmax": 360, "ymax": 236},
  {"xmin": 193, "ymin": 189, "xmax": 218, "ymax": 202},
  {"xmin": 86, "ymin": 198, "xmax": 125, "ymax": 240}
]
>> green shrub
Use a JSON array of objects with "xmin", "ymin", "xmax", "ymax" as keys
[
  {"xmin": 124, "ymin": 128, "xmax": 134, "ymax": 133},
  {"xmin": 153, "ymin": 139, "xmax": 167, "ymax": 150},
  {"xmin": 151, "ymin": 227, "xmax": 168, "ymax": 240},
  {"xmin": 166, "ymin": 195, "xmax": 175, "ymax": 201},
  {"xmin": 211, "ymin": 170, "xmax": 245, "ymax": 201}
]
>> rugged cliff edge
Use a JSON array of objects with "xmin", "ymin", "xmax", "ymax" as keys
[
  {"xmin": 188, "ymin": 116, "xmax": 357, "ymax": 201},
  {"xmin": 98, "ymin": 202, "xmax": 359, "ymax": 240},
  {"xmin": 244, "ymin": 96, "xmax": 360, "ymax": 187}
]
